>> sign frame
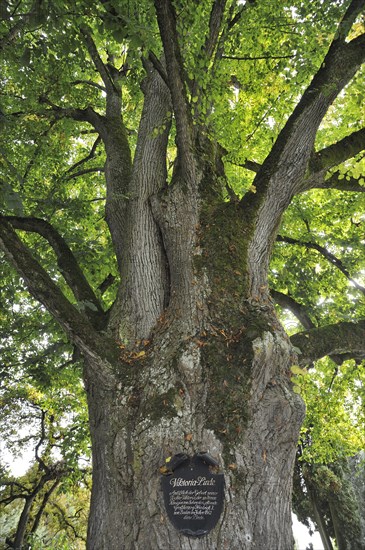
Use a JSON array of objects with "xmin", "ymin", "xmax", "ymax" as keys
[{"xmin": 161, "ymin": 452, "xmax": 225, "ymax": 537}]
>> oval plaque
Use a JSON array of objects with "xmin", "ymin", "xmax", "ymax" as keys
[{"xmin": 161, "ymin": 453, "xmax": 224, "ymax": 537}]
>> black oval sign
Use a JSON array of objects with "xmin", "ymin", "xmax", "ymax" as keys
[{"xmin": 161, "ymin": 453, "xmax": 224, "ymax": 537}]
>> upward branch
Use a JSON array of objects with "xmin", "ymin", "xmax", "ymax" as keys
[
  {"xmin": 0, "ymin": 219, "xmax": 118, "ymax": 374},
  {"xmin": 253, "ymin": 2, "xmax": 365, "ymax": 198},
  {"xmin": 204, "ymin": 0, "xmax": 227, "ymax": 60},
  {"xmin": 80, "ymin": 29, "xmax": 116, "ymax": 94},
  {"xmin": 242, "ymin": 0, "xmax": 365, "ymax": 297},
  {"xmin": 47, "ymin": 24, "xmax": 132, "ymax": 272},
  {"xmin": 80, "ymin": 28, "xmax": 124, "ymax": 122},
  {"xmin": 2, "ymin": 216, "xmax": 105, "ymax": 324},
  {"xmin": 154, "ymin": 0, "xmax": 195, "ymax": 175}
]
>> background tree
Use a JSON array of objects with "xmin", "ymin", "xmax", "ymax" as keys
[
  {"xmin": 0, "ymin": 364, "xmax": 90, "ymax": 549},
  {"xmin": 1, "ymin": 0, "xmax": 365, "ymax": 549},
  {"xmin": 290, "ymin": 356, "xmax": 365, "ymax": 550}
]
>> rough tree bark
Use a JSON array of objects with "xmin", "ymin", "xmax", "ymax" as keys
[
  {"xmin": 1, "ymin": 1, "xmax": 365, "ymax": 549},
  {"xmin": 83, "ymin": 0, "xmax": 365, "ymax": 545},
  {"xmin": 83, "ymin": 144, "xmax": 307, "ymax": 548}
]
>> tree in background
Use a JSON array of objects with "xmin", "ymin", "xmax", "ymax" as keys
[
  {"xmin": 0, "ymin": 0, "xmax": 364, "ymax": 548},
  {"xmin": 0, "ymin": 362, "xmax": 90, "ymax": 549},
  {"xmin": 291, "ymin": 357, "xmax": 365, "ymax": 550}
]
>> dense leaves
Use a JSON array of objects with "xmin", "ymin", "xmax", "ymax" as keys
[{"xmin": 1, "ymin": 0, "xmax": 364, "ymax": 547}]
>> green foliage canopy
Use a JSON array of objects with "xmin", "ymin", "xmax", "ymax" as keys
[{"xmin": 0, "ymin": 0, "xmax": 365, "ymax": 546}]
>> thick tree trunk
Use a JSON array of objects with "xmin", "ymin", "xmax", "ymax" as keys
[
  {"xmin": 0, "ymin": 4, "xmax": 363, "ymax": 549},
  {"xmin": 85, "ymin": 185, "xmax": 306, "ymax": 549},
  {"xmin": 83, "ymin": 146, "xmax": 306, "ymax": 548},
  {"xmin": 85, "ymin": 320, "xmax": 304, "ymax": 549}
]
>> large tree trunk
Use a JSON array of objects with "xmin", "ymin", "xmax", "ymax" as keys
[
  {"xmin": 85, "ymin": 323, "xmax": 304, "ymax": 549},
  {"xmin": 74, "ymin": 9, "xmax": 365, "ymax": 544},
  {"xmin": 85, "ymin": 181, "xmax": 305, "ymax": 549}
]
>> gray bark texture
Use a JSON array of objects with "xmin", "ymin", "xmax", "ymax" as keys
[
  {"xmin": 84, "ymin": 145, "xmax": 306, "ymax": 548},
  {"xmin": 85, "ymin": 328, "xmax": 304, "ymax": 550},
  {"xmin": 63, "ymin": 14, "xmax": 365, "ymax": 540}
]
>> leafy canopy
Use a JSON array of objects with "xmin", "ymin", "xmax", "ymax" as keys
[{"xmin": 0, "ymin": 0, "xmax": 364, "ymax": 543}]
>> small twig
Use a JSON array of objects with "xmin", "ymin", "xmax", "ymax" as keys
[
  {"xmin": 72, "ymin": 79, "xmax": 106, "ymax": 92},
  {"xmin": 65, "ymin": 167, "xmax": 104, "ymax": 180},
  {"xmin": 277, "ymin": 235, "xmax": 365, "ymax": 295},
  {"xmin": 66, "ymin": 136, "xmax": 102, "ymax": 175},
  {"xmin": 222, "ymin": 54, "xmax": 295, "ymax": 61}
]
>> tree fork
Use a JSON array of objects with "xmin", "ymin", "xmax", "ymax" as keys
[{"xmin": 85, "ymin": 170, "xmax": 306, "ymax": 548}]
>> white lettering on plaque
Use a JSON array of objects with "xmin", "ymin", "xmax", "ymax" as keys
[{"xmin": 168, "ymin": 488, "xmax": 219, "ymax": 521}]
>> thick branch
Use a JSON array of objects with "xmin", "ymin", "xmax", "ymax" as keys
[
  {"xmin": 30, "ymin": 479, "xmax": 61, "ymax": 536},
  {"xmin": 290, "ymin": 320, "xmax": 365, "ymax": 365},
  {"xmin": 300, "ymin": 127, "xmax": 365, "ymax": 191},
  {"xmin": 271, "ymin": 289, "xmax": 315, "ymax": 330},
  {"xmin": 39, "ymin": 99, "xmax": 107, "ymax": 137},
  {"xmin": 110, "ymin": 60, "xmax": 172, "ymax": 339},
  {"xmin": 188, "ymin": 1, "xmax": 227, "ymax": 103},
  {"xmin": 41, "ymin": 99, "xmax": 131, "ymax": 275},
  {"xmin": 80, "ymin": 29, "xmax": 117, "ymax": 94},
  {"xmin": 12, "ymin": 465, "xmax": 65, "ymax": 550},
  {"xmin": 310, "ymin": 128, "xmax": 365, "ymax": 174},
  {"xmin": 154, "ymin": 0, "xmax": 195, "ymax": 173},
  {"xmin": 271, "ymin": 290, "xmax": 352, "ymax": 367},
  {"xmin": 242, "ymin": 1, "xmax": 365, "ymax": 297},
  {"xmin": 0, "ymin": 219, "xmax": 118, "ymax": 370},
  {"xmin": 76, "ymin": 24, "xmax": 132, "ymax": 273},
  {"xmin": 254, "ymin": 12, "xmax": 365, "ymax": 197},
  {"xmin": 277, "ymin": 234, "xmax": 365, "ymax": 295},
  {"xmin": 335, "ymin": 0, "xmax": 365, "ymax": 38},
  {"xmin": 133, "ymin": 61, "xmax": 171, "ymax": 198},
  {"xmin": 3, "ymin": 216, "xmax": 105, "ymax": 322},
  {"xmin": 204, "ymin": 0, "xmax": 227, "ymax": 60},
  {"xmin": 13, "ymin": 494, "xmax": 33, "ymax": 549},
  {"xmin": 311, "ymin": 171, "xmax": 365, "ymax": 192}
]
